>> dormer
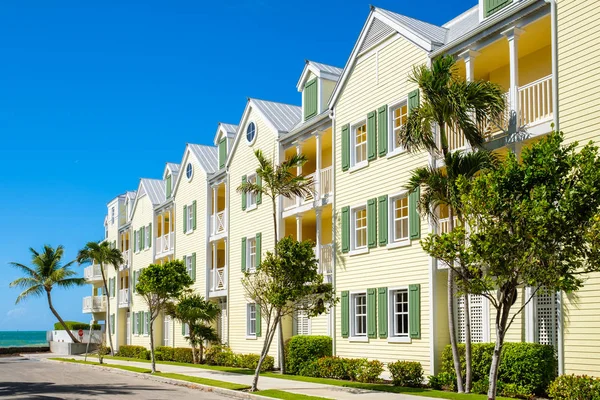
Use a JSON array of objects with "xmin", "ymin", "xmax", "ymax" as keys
[
  {"xmin": 479, "ymin": 0, "xmax": 513, "ymax": 21},
  {"xmin": 163, "ymin": 163, "xmax": 180, "ymax": 199},
  {"xmin": 214, "ymin": 123, "xmax": 237, "ymax": 170},
  {"xmin": 297, "ymin": 60, "xmax": 343, "ymax": 121}
]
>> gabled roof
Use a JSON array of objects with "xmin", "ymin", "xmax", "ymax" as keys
[
  {"xmin": 172, "ymin": 143, "xmax": 218, "ymax": 196},
  {"xmin": 220, "ymin": 123, "xmax": 238, "ymax": 135},
  {"xmin": 164, "ymin": 163, "xmax": 180, "ymax": 180},
  {"xmin": 296, "ymin": 60, "xmax": 343, "ymax": 91},
  {"xmin": 376, "ymin": 7, "xmax": 448, "ymax": 46},
  {"xmin": 442, "ymin": 5, "xmax": 480, "ymax": 44},
  {"xmin": 213, "ymin": 122, "xmax": 238, "ymax": 145},
  {"xmin": 130, "ymin": 178, "xmax": 165, "ymax": 218}
]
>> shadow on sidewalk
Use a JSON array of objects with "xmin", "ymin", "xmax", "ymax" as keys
[{"xmin": 0, "ymin": 381, "xmax": 169, "ymax": 398}]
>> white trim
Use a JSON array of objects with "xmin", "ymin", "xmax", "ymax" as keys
[
  {"xmin": 350, "ymin": 119, "xmax": 368, "ymax": 169},
  {"xmin": 245, "ymin": 173, "xmax": 258, "ymax": 210},
  {"xmin": 387, "ymin": 286, "xmax": 412, "ymax": 343},
  {"xmin": 245, "ymin": 120, "xmax": 258, "ymax": 146},
  {"xmin": 185, "ymin": 162, "xmax": 194, "ymax": 181},
  {"xmin": 348, "ymin": 161, "xmax": 368, "ymax": 173},
  {"xmin": 349, "ymin": 290, "xmax": 368, "ymax": 340},
  {"xmin": 388, "ymin": 190, "xmax": 410, "ymax": 247},
  {"xmin": 388, "ymin": 97, "xmax": 408, "ymax": 156},
  {"xmin": 246, "ymin": 303, "xmax": 257, "ymax": 338},
  {"xmin": 350, "ymin": 204, "xmax": 368, "ymax": 252}
]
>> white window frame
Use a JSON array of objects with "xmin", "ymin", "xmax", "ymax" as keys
[
  {"xmin": 350, "ymin": 120, "xmax": 368, "ymax": 171},
  {"xmin": 293, "ymin": 307, "xmax": 311, "ymax": 336},
  {"xmin": 247, "ymin": 303, "xmax": 257, "ymax": 339},
  {"xmin": 133, "ymin": 313, "xmax": 139, "ymax": 336},
  {"xmin": 185, "ymin": 256, "xmax": 193, "ymax": 278},
  {"xmin": 136, "ymin": 230, "xmax": 141, "ymax": 253},
  {"xmin": 146, "ymin": 224, "xmax": 151, "ymax": 249},
  {"xmin": 111, "ymin": 207, "xmax": 115, "ymax": 225},
  {"xmin": 350, "ymin": 291, "xmax": 368, "ymax": 341},
  {"xmin": 183, "ymin": 322, "xmax": 190, "ymax": 338},
  {"xmin": 186, "ymin": 203, "xmax": 194, "ymax": 234},
  {"xmin": 143, "ymin": 313, "xmax": 149, "ymax": 336},
  {"xmin": 247, "ymin": 236, "xmax": 257, "ymax": 272},
  {"xmin": 349, "ymin": 204, "xmax": 368, "ymax": 255},
  {"xmin": 246, "ymin": 121, "xmax": 257, "ymax": 146},
  {"xmin": 185, "ymin": 162, "xmax": 193, "ymax": 181},
  {"xmin": 388, "ymin": 191, "xmax": 411, "ymax": 249},
  {"xmin": 246, "ymin": 173, "xmax": 257, "ymax": 210},
  {"xmin": 388, "ymin": 99, "xmax": 408, "ymax": 157},
  {"xmin": 388, "ymin": 287, "xmax": 411, "ymax": 343}
]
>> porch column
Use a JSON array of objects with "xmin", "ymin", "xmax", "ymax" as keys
[
  {"xmin": 503, "ymin": 27, "xmax": 524, "ymax": 132},
  {"xmin": 315, "ymin": 208, "xmax": 322, "ymax": 273},
  {"xmin": 212, "ymin": 186, "xmax": 218, "ymax": 235},
  {"xmin": 296, "ymin": 142, "xmax": 302, "ymax": 207},
  {"xmin": 315, "ymin": 131, "xmax": 322, "ymax": 200},
  {"xmin": 296, "ymin": 215, "xmax": 303, "ymax": 241},
  {"xmin": 212, "ymin": 242, "xmax": 217, "ymax": 291},
  {"xmin": 459, "ymin": 49, "xmax": 479, "ymax": 150},
  {"xmin": 224, "ymin": 238, "xmax": 228, "ymax": 290}
]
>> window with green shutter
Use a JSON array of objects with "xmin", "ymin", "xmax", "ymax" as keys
[
  {"xmin": 241, "ymin": 237, "xmax": 247, "ymax": 272},
  {"xmin": 192, "ymin": 200, "xmax": 197, "ymax": 230},
  {"xmin": 255, "ymin": 305, "xmax": 262, "ymax": 337},
  {"xmin": 182, "ymin": 322, "xmax": 186, "ymax": 336},
  {"xmin": 367, "ymin": 111, "xmax": 377, "ymax": 161},
  {"xmin": 137, "ymin": 312, "xmax": 141, "ymax": 335},
  {"xmin": 145, "ymin": 311, "xmax": 150, "ymax": 335},
  {"xmin": 377, "ymin": 105, "xmax": 388, "ymax": 156},
  {"xmin": 148, "ymin": 223, "xmax": 152, "ymax": 248},
  {"xmin": 132, "ymin": 271, "xmax": 137, "ymax": 293},
  {"xmin": 484, "ymin": 0, "xmax": 511, "ymax": 17},
  {"xmin": 183, "ymin": 205, "xmax": 188, "ymax": 233},
  {"xmin": 241, "ymin": 175, "xmax": 247, "ymax": 211},
  {"xmin": 378, "ymin": 195, "xmax": 388, "ymax": 246},
  {"xmin": 133, "ymin": 230, "xmax": 137, "ymax": 252},
  {"xmin": 255, "ymin": 233, "xmax": 262, "ymax": 267},
  {"xmin": 166, "ymin": 175, "xmax": 172, "ymax": 198},
  {"xmin": 256, "ymin": 175, "xmax": 262, "ymax": 205},
  {"xmin": 409, "ymin": 284, "xmax": 421, "ymax": 339},
  {"xmin": 378, "ymin": 287, "xmax": 388, "ymax": 338},
  {"xmin": 304, "ymin": 78, "xmax": 318, "ymax": 120},
  {"xmin": 341, "ymin": 124, "xmax": 350, "ymax": 172},
  {"xmin": 141, "ymin": 226, "xmax": 145, "ymax": 250},
  {"xmin": 367, "ymin": 288, "xmax": 377, "ymax": 338},
  {"xmin": 409, "ymin": 187, "xmax": 421, "ymax": 240},
  {"xmin": 219, "ymin": 138, "xmax": 227, "ymax": 169},
  {"xmin": 408, "ymin": 89, "xmax": 420, "ymax": 114},
  {"xmin": 341, "ymin": 291, "xmax": 349, "ymax": 338},
  {"xmin": 367, "ymin": 198, "xmax": 377, "ymax": 248},
  {"xmin": 191, "ymin": 252, "xmax": 197, "ymax": 282},
  {"xmin": 341, "ymin": 206, "xmax": 350, "ymax": 253}
]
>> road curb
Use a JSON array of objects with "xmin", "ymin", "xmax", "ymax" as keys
[{"xmin": 39, "ymin": 357, "xmax": 282, "ymax": 400}]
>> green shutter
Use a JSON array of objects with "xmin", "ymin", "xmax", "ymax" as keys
[
  {"xmin": 341, "ymin": 291, "xmax": 349, "ymax": 338},
  {"xmin": 409, "ymin": 187, "xmax": 421, "ymax": 239},
  {"xmin": 304, "ymin": 78, "xmax": 318, "ymax": 120},
  {"xmin": 367, "ymin": 198, "xmax": 377, "ymax": 248},
  {"xmin": 241, "ymin": 237, "xmax": 247, "ymax": 272},
  {"xmin": 146, "ymin": 311, "xmax": 150, "ymax": 334},
  {"xmin": 409, "ymin": 284, "xmax": 421, "ymax": 339},
  {"xmin": 137, "ymin": 312, "xmax": 141, "ymax": 335},
  {"xmin": 256, "ymin": 175, "xmax": 262, "ymax": 205},
  {"xmin": 148, "ymin": 223, "xmax": 152, "ymax": 247},
  {"xmin": 378, "ymin": 287, "xmax": 388, "ymax": 338},
  {"xmin": 219, "ymin": 138, "xmax": 227, "ymax": 169},
  {"xmin": 191, "ymin": 252, "xmax": 197, "ymax": 282},
  {"xmin": 256, "ymin": 232, "xmax": 262, "ymax": 267},
  {"xmin": 112, "ymin": 278, "xmax": 116, "ymax": 297},
  {"xmin": 241, "ymin": 175, "xmax": 247, "ymax": 211},
  {"xmin": 378, "ymin": 195, "xmax": 388, "ymax": 246},
  {"xmin": 341, "ymin": 206, "xmax": 350, "ymax": 253},
  {"xmin": 131, "ymin": 312, "xmax": 135, "ymax": 335},
  {"xmin": 141, "ymin": 226, "xmax": 145, "ymax": 249},
  {"xmin": 132, "ymin": 271, "xmax": 136, "ymax": 293},
  {"xmin": 133, "ymin": 230, "xmax": 137, "ymax": 252},
  {"xmin": 367, "ymin": 110, "xmax": 377, "ymax": 161},
  {"xmin": 484, "ymin": 0, "xmax": 511, "ymax": 17},
  {"xmin": 182, "ymin": 322, "xmax": 186, "ymax": 336},
  {"xmin": 341, "ymin": 124, "xmax": 350, "ymax": 172},
  {"xmin": 408, "ymin": 89, "xmax": 420, "ymax": 114},
  {"xmin": 367, "ymin": 288, "xmax": 377, "ymax": 338},
  {"xmin": 183, "ymin": 205, "xmax": 188, "ymax": 233},
  {"xmin": 255, "ymin": 305, "xmax": 262, "ymax": 337},
  {"xmin": 111, "ymin": 314, "xmax": 115, "ymax": 335},
  {"xmin": 192, "ymin": 200, "xmax": 197, "ymax": 230},
  {"xmin": 166, "ymin": 175, "xmax": 172, "ymax": 198},
  {"xmin": 378, "ymin": 105, "xmax": 388, "ymax": 156}
]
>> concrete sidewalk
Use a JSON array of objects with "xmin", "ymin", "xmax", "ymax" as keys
[{"xmin": 31, "ymin": 354, "xmax": 437, "ymax": 400}]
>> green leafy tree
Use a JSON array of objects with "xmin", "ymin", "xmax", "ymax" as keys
[
  {"xmin": 243, "ymin": 237, "xmax": 337, "ymax": 391},
  {"xmin": 9, "ymin": 245, "xmax": 85, "ymax": 343},
  {"xmin": 399, "ymin": 55, "xmax": 505, "ymax": 393},
  {"xmin": 166, "ymin": 294, "xmax": 220, "ymax": 364},
  {"xmin": 76, "ymin": 241, "xmax": 123, "ymax": 355},
  {"xmin": 136, "ymin": 260, "xmax": 193, "ymax": 373},
  {"xmin": 422, "ymin": 132, "xmax": 600, "ymax": 399},
  {"xmin": 237, "ymin": 149, "xmax": 313, "ymax": 373}
]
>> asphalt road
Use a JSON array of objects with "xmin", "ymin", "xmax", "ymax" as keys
[{"xmin": 0, "ymin": 356, "xmax": 229, "ymax": 399}]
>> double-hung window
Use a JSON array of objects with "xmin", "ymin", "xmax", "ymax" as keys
[
  {"xmin": 185, "ymin": 256, "xmax": 193, "ymax": 278},
  {"xmin": 186, "ymin": 204, "xmax": 194, "ymax": 233},
  {"xmin": 146, "ymin": 224, "xmax": 151, "ymax": 249},
  {"xmin": 389, "ymin": 289, "xmax": 409, "ymax": 339},
  {"xmin": 247, "ymin": 237, "xmax": 257, "ymax": 271},
  {"xmin": 351, "ymin": 122, "xmax": 367, "ymax": 168},
  {"xmin": 351, "ymin": 292, "xmax": 367, "ymax": 337},
  {"xmin": 183, "ymin": 323, "xmax": 190, "ymax": 337},
  {"xmin": 247, "ymin": 303, "xmax": 257, "ymax": 337},
  {"xmin": 246, "ymin": 174, "xmax": 257, "ymax": 209},
  {"xmin": 390, "ymin": 194, "xmax": 410, "ymax": 245},
  {"xmin": 389, "ymin": 102, "xmax": 408, "ymax": 154},
  {"xmin": 351, "ymin": 206, "xmax": 367, "ymax": 251}
]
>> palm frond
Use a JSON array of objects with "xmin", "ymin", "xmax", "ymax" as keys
[
  {"xmin": 9, "ymin": 262, "xmax": 40, "ymax": 280},
  {"xmin": 55, "ymin": 277, "xmax": 87, "ymax": 288},
  {"xmin": 9, "ymin": 277, "xmax": 40, "ymax": 290},
  {"xmin": 14, "ymin": 285, "xmax": 44, "ymax": 304}
]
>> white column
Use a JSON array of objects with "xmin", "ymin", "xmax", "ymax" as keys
[
  {"xmin": 212, "ymin": 242, "xmax": 217, "ymax": 291},
  {"xmin": 296, "ymin": 215, "xmax": 303, "ymax": 241},
  {"xmin": 224, "ymin": 238, "xmax": 228, "ymax": 290},
  {"xmin": 503, "ymin": 27, "xmax": 524, "ymax": 131},
  {"xmin": 296, "ymin": 142, "xmax": 302, "ymax": 207},
  {"xmin": 212, "ymin": 186, "xmax": 218, "ymax": 235},
  {"xmin": 315, "ymin": 208, "xmax": 322, "ymax": 273},
  {"xmin": 459, "ymin": 49, "xmax": 479, "ymax": 150},
  {"xmin": 315, "ymin": 132, "xmax": 322, "ymax": 200}
]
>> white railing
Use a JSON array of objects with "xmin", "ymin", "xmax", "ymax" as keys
[
  {"xmin": 436, "ymin": 123, "xmax": 466, "ymax": 153},
  {"xmin": 84, "ymin": 265, "xmax": 103, "ymax": 281},
  {"xmin": 211, "ymin": 210, "xmax": 227, "ymax": 236},
  {"xmin": 439, "ymin": 217, "xmax": 459, "ymax": 234},
  {"xmin": 302, "ymin": 173, "xmax": 316, "ymax": 205},
  {"xmin": 283, "ymin": 167, "xmax": 333, "ymax": 211},
  {"xmin": 156, "ymin": 232, "xmax": 174, "ymax": 255},
  {"xmin": 320, "ymin": 166, "xmax": 333, "ymax": 196},
  {"xmin": 210, "ymin": 266, "xmax": 227, "ymax": 292},
  {"xmin": 82, "ymin": 295, "xmax": 107, "ymax": 313},
  {"xmin": 314, "ymin": 244, "xmax": 334, "ymax": 284},
  {"xmin": 283, "ymin": 195, "xmax": 296, "ymax": 210},
  {"xmin": 118, "ymin": 288, "xmax": 129, "ymax": 307},
  {"xmin": 119, "ymin": 249, "xmax": 130, "ymax": 271},
  {"xmin": 519, "ymin": 75, "xmax": 553, "ymax": 127}
]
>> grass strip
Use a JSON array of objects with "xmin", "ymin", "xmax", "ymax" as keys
[
  {"xmin": 49, "ymin": 358, "xmax": 152, "ymax": 373},
  {"xmin": 255, "ymin": 389, "xmax": 331, "ymax": 400},
  {"xmin": 104, "ymin": 356, "xmax": 252, "ymax": 374},
  {"xmin": 155, "ymin": 372, "xmax": 250, "ymax": 390}
]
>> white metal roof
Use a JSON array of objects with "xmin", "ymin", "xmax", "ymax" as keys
[
  {"xmin": 250, "ymin": 98, "xmax": 302, "ymax": 133},
  {"xmin": 375, "ymin": 7, "xmax": 448, "ymax": 45},
  {"xmin": 139, "ymin": 178, "xmax": 166, "ymax": 206},
  {"xmin": 220, "ymin": 123, "xmax": 238, "ymax": 135},
  {"xmin": 188, "ymin": 144, "xmax": 218, "ymax": 174}
]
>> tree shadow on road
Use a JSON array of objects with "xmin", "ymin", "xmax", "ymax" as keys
[{"xmin": 0, "ymin": 381, "xmax": 169, "ymax": 398}]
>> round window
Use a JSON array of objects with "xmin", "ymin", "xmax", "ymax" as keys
[
  {"xmin": 246, "ymin": 122, "xmax": 256, "ymax": 144},
  {"xmin": 186, "ymin": 163, "xmax": 193, "ymax": 180}
]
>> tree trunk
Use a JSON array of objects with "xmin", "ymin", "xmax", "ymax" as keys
[
  {"xmin": 271, "ymin": 196, "xmax": 287, "ymax": 374},
  {"xmin": 199, "ymin": 342, "xmax": 204, "ymax": 364},
  {"xmin": 252, "ymin": 314, "xmax": 278, "ymax": 392},
  {"xmin": 191, "ymin": 345, "xmax": 197, "ymax": 364},
  {"xmin": 464, "ymin": 292, "xmax": 472, "ymax": 393},
  {"xmin": 149, "ymin": 316, "xmax": 156, "ymax": 374},
  {"xmin": 100, "ymin": 263, "xmax": 115, "ymax": 356},
  {"xmin": 488, "ymin": 298, "xmax": 513, "ymax": 400},
  {"xmin": 46, "ymin": 289, "xmax": 79, "ymax": 343},
  {"xmin": 447, "ymin": 208, "xmax": 464, "ymax": 393}
]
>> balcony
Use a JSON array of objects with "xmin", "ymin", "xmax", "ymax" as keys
[
  {"xmin": 211, "ymin": 210, "xmax": 227, "ymax": 236},
  {"xmin": 118, "ymin": 288, "xmax": 129, "ymax": 308},
  {"xmin": 156, "ymin": 232, "xmax": 174, "ymax": 256},
  {"xmin": 84, "ymin": 265, "xmax": 103, "ymax": 282},
  {"xmin": 315, "ymin": 244, "xmax": 334, "ymax": 284},
  {"xmin": 82, "ymin": 295, "xmax": 106, "ymax": 313},
  {"xmin": 119, "ymin": 249, "xmax": 130, "ymax": 271},
  {"xmin": 283, "ymin": 166, "xmax": 333, "ymax": 212},
  {"xmin": 209, "ymin": 266, "xmax": 227, "ymax": 295}
]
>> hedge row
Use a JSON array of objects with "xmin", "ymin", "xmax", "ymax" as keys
[
  {"xmin": 204, "ymin": 345, "xmax": 274, "ymax": 372},
  {"xmin": 285, "ymin": 336, "xmax": 332, "ymax": 375},
  {"xmin": 548, "ymin": 374, "xmax": 600, "ymax": 400},
  {"xmin": 299, "ymin": 356, "xmax": 384, "ymax": 383},
  {"xmin": 54, "ymin": 321, "xmax": 101, "ymax": 331}
]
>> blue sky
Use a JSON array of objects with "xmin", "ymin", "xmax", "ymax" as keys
[{"xmin": 0, "ymin": 0, "xmax": 476, "ymax": 331}]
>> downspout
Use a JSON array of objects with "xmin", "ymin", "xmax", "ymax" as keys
[{"xmin": 329, "ymin": 108, "xmax": 336, "ymax": 357}]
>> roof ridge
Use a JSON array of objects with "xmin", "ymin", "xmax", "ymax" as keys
[
  {"xmin": 249, "ymin": 97, "xmax": 301, "ymax": 108},
  {"xmin": 442, "ymin": 5, "xmax": 479, "ymax": 28}
]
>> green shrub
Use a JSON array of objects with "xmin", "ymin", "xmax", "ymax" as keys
[
  {"xmin": 173, "ymin": 347, "xmax": 193, "ymax": 363},
  {"xmin": 54, "ymin": 321, "xmax": 101, "ymax": 331},
  {"xmin": 97, "ymin": 343, "xmax": 110, "ymax": 364},
  {"xmin": 471, "ymin": 380, "xmax": 488, "ymax": 395},
  {"xmin": 428, "ymin": 372, "xmax": 456, "ymax": 391},
  {"xmin": 116, "ymin": 345, "xmax": 147, "ymax": 358},
  {"xmin": 500, "ymin": 383, "xmax": 533, "ymax": 399},
  {"xmin": 154, "ymin": 346, "xmax": 174, "ymax": 361},
  {"xmin": 441, "ymin": 342, "xmax": 556, "ymax": 395},
  {"xmin": 548, "ymin": 374, "xmax": 600, "ymax": 400},
  {"xmin": 285, "ymin": 336, "xmax": 332, "ymax": 375},
  {"xmin": 235, "ymin": 353, "xmax": 274, "ymax": 372},
  {"xmin": 388, "ymin": 361, "xmax": 423, "ymax": 387},
  {"xmin": 139, "ymin": 350, "xmax": 151, "ymax": 360},
  {"xmin": 299, "ymin": 356, "xmax": 382, "ymax": 383},
  {"xmin": 352, "ymin": 359, "xmax": 383, "ymax": 383},
  {"xmin": 205, "ymin": 345, "xmax": 236, "ymax": 367}
]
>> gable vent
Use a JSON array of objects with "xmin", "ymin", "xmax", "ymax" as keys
[{"xmin": 358, "ymin": 18, "xmax": 395, "ymax": 54}]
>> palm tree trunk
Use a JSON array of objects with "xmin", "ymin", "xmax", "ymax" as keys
[
  {"xmin": 100, "ymin": 263, "xmax": 115, "ymax": 356},
  {"xmin": 46, "ymin": 289, "xmax": 79, "ymax": 343},
  {"xmin": 199, "ymin": 342, "xmax": 204, "ymax": 364},
  {"xmin": 272, "ymin": 195, "xmax": 286, "ymax": 374},
  {"xmin": 464, "ymin": 292, "xmax": 472, "ymax": 393},
  {"xmin": 447, "ymin": 208, "xmax": 464, "ymax": 393},
  {"xmin": 149, "ymin": 316, "xmax": 156, "ymax": 373}
]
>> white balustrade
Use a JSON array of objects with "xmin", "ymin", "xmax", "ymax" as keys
[
  {"xmin": 283, "ymin": 195, "xmax": 297, "ymax": 210},
  {"xmin": 211, "ymin": 210, "xmax": 227, "ymax": 235},
  {"xmin": 118, "ymin": 288, "xmax": 129, "ymax": 307},
  {"xmin": 519, "ymin": 75, "xmax": 553, "ymax": 127},
  {"xmin": 210, "ymin": 266, "xmax": 227, "ymax": 292},
  {"xmin": 319, "ymin": 244, "xmax": 334, "ymax": 284},
  {"xmin": 302, "ymin": 173, "xmax": 316, "ymax": 205},
  {"xmin": 82, "ymin": 295, "xmax": 107, "ymax": 313},
  {"xmin": 156, "ymin": 233, "xmax": 174, "ymax": 255},
  {"xmin": 438, "ymin": 216, "xmax": 459, "ymax": 235},
  {"xmin": 84, "ymin": 265, "xmax": 103, "ymax": 281},
  {"xmin": 320, "ymin": 166, "xmax": 333, "ymax": 196}
]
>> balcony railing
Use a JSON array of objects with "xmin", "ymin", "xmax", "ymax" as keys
[
  {"xmin": 84, "ymin": 265, "xmax": 103, "ymax": 282},
  {"xmin": 156, "ymin": 232, "xmax": 174, "ymax": 255},
  {"xmin": 82, "ymin": 295, "xmax": 107, "ymax": 313},
  {"xmin": 439, "ymin": 216, "xmax": 459, "ymax": 235},
  {"xmin": 519, "ymin": 75, "xmax": 553, "ymax": 127},
  {"xmin": 313, "ymin": 244, "xmax": 334, "ymax": 284},
  {"xmin": 301, "ymin": 172, "xmax": 316, "ymax": 205},
  {"xmin": 211, "ymin": 210, "xmax": 227, "ymax": 236},
  {"xmin": 283, "ymin": 166, "xmax": 333, "ymax": 211},
  {"xmin": 119, "ymin": 249, "xmax": 130, "ymax": 271},
  {"xmin": 320, "ymin": 166, "xmax": 333, "ymax": 197},
  {"xmin": 118, "ymin": 288, "xmax": 129, "ymax": 308},
  {"xmin": 210, "ymin": 266, "xmax": 227, "ymax": 292}
]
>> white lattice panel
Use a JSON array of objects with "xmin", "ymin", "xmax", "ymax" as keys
[
  {"xmin": 535, "ymin": 290, "xmax": 558, "ymax": 347},
  {"xmin": 457, "ymin": 294, "xmax": 486, "ymax": 343}
]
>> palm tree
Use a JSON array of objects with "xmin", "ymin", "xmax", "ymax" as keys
[
  {"xmin": 400, "ymin": 55, "xmax": 505, "ymax": 393},
  {"xmin": 237, "ymin": 149, "xmax": 313, "ymax": 373},
  {"xmin": 9, "ymin": 245, "xmax": 86, "ymax": 343},
  {"xmin": 76, "ymin": 241, "xmax": 124, "ymax": 355},
  {"xmin": 166, "ymin": 294, "xmax": 220, "ymax": 364}
]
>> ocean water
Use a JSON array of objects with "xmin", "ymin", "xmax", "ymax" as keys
[{"xmin": 0, "ymin": 331, "xmax": 48, "ymax": 347}]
